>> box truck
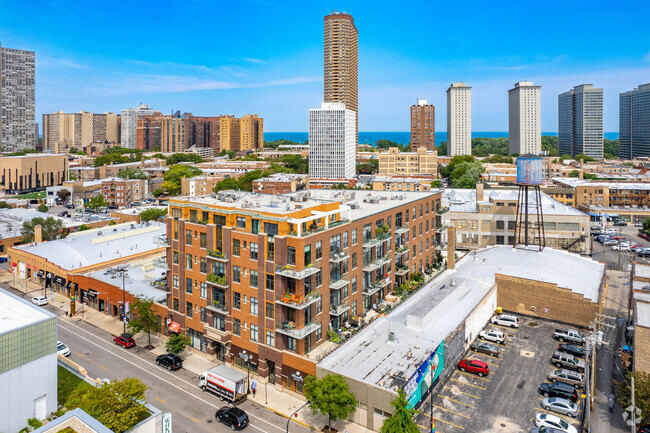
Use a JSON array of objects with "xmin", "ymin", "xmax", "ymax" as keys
[{"xmin": 198, "ymin": 365, "xmax": 247, "ymax": 403}]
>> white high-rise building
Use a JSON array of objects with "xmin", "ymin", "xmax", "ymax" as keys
[
  {"xmin": 1, "ymin": 42, "xmax": 36, "ymax": 152},
  {"xmin": 121, "ymin": 104, "xmax": 156, "ymax": 149},
  {"xmin": 309, "ymin": 102, "xmax": 356, "ymax": 179},
  {"xmin": 508, "ymin": 81, "xmax": 541, "ymax": 155},
  {"xmin": 446, "ymin": 82, "xmax": 472, "ymax": 156}
]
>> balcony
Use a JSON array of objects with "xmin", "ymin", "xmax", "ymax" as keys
[
  {"xmin": 329, "ymin": 278, "xmax": 349, "ymax": 291},
  {"xmin": 204, "ymin": 324, "xmax": 230, "ymax": 343},
  {"xmin": 395, "ymin": 266, "xmax": 409, "ymax": 276},
  {"xmin": 362, "ymin": 255, "xmax": 392, "ymax": 273},
  {"xmin": 207, "ymin": 250, "xmax": 228, "ymax": 262},
  {"xmin": 275, "ymin": 265, "xmax": 320, "ymax": 280},
  {"xmin": 329, "ymin": 300, "xmax": 350, "ymax": 316},
  {"xmin": 207, "ymin": 274, "xmax": 228, "ymax": 288},
  {"xmin": 436, "ymin": 242, "xmax": 448, "ymax": 250},
  {"xmin": 275, "ymin": 321, "xmax": 321, "ymax": 339},
  {"xmin": 395, "ymin": 224, "xmax": 409, "ymax": 235},
  {"xmin": 396, "ymin": 245, "xmax": 409, "ymax": 255},
  {"xmin": 207, "ymin": 301, "xmax": 228, "ymax": 315},
  {"xmin": 153, "ymin": 257, "xmax": 170, "ymax": 271},
  {"xmin": 362, "ymin": 234, "xmax": 390, "ymax": 249},
  {"xmin": 363, "ymin": 278, "xmax": 392, "ymax": 296},
  {"xmin": 154, "ymin": 235, "xmax": 170, "ymax": 247},
  {"xmin": 275, "ymin": 292, "xmax": 320, "ymax": 310},
  {"xmin": 436, "ymin": 225, "xmax": 448, "ymax": 233},
  {"xmin": 329, "ymin": 251, "xmax": 350, "ymax": 263}
]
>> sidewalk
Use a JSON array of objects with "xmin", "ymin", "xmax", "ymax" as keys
[{"xmin": 0, "ymin": 271, "xmax": 374, "ymax": 433}]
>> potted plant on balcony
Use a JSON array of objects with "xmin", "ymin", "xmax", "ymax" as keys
[{"xmin": 216, "ymin": 275, "xmax": 227, "ymax": 286}]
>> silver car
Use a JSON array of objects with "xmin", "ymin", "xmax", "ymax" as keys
[
  {"xmin": 541, "ymin": 397, "xmax": 579, "ymax": 418},
  {"xmin": 548, "ymin": 369, "xmax": 584, "ymax": 389}
]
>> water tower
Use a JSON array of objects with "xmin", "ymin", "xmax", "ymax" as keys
[{"xmin": 514, "ymin": 155, "xmax": 545, "ymax": 251}]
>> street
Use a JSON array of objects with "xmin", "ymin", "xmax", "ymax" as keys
[{"xmin": 2, "ymin": 283, "xmax": 312, "ymax": 433}]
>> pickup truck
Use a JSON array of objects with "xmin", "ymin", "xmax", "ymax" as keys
[
  {"xmin": 554, "ymin": 329, "xmax": 585, "ymax": 345},
  {"xmin": 551, "ymin": 351, "xmax": 585, "ymax": 373}
]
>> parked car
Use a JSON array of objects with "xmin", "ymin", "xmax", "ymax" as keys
[
  {"xmin": 156, "ymin": 353, "xmax": 183, "ymax": 370},
  {"xmin": 457, "ymin": 359, "xmax": 489, "ymax": 377},
  {"xmin": 215, "ymin": 406, "xmax": 249, "ymax": 430},
  {"xmin": 113, "ymin": 333, "xmax": 136, "ymax": 348},
  {"xmin": 490, "ymin": 314, "xmax": 519, "ymax": 328},
  {"xmin": 614, "ymin": 221, "xmax": 628, "ymax": 226},
  {"xmin": 478, "ymin": 329, "xmax": 506, "ymax": 344},
  {"xmin": 56, "ymin": 341, "xmax": 71, "ymax": 357},
  {"xmin": 548, "ymin": 369, "xmax": 584, "ymax": 389},
  {"xmin": 554, "ymin": 329, "xmax": 586, "ymax": 344},
  {"xmin": 0, "ymin": 257, "xmax": 7, "ymax": 263},
  {"xmin": 470, "ymin": 341, "xmax": 500, "ymax": 357},
  {"xmin": 541, "ymin": 397, "xmax": 580, "ymax": 418},
  {"xmin": 637, "ymin": 248, "xmax": 650, "ymax": 258},
  {"xmin": 640, "ymin": 232, "xmax": 650, "ymax": 240},
  {"xmin": 595, "ymin": 235, "xmax": 606, "ymax": 243},
  {"xmin": 603, "ymin": 239, "xmax": 618, "ymax": 246},
  {"xmin": 612, "ymin": 244, "xmax": 631, "ymax": 251},
  {"xmin": 539, "ymin": 382, "xmax": 579, "ymax": 402},
  {"xmin": 557, "ymin": 343, "xmax": 586, "ymax": 358},
  {"xmin": 31, "ymin": 296, "xmax": 48, "ymax": 306},
  {"xmin": 551, "ymin": 351, "xmax": 585, "ymax": 373},
  {"xmin": 530, "ymin": 427, "xmax": 563, "ymax": 433},
  {"xmin": 535, "ymin": 413, "xmax": 578, "ymax": 432}
]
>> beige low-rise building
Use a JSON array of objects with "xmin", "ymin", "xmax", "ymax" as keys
[
  {"xmin": 378, "ymin": 147, "xmax": 438, "ymax": 177},
  {"xmin": 70, "ymin": 159, "xmax": 166, "ymax": 182},
  {"xmin": 0, "ymin": 153, "xmax": 68, "ymax": 194},
  {"xmin": 371, "ymin": 176, "xmax": 434, "ymax": 192},
  {"xmin": 442, "ymin": 185, "xmax": 591, "ymax": 254}
]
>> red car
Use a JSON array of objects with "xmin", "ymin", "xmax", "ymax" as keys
[
  {"xmin": 458, "ymin": 359, "xmax": 489, "ymax": 377},
  {"xmin": 113, "ymin": 333, "xmax": 136, "ymax": 348}
]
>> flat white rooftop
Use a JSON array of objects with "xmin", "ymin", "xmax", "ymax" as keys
[
  {"xmin": 0, "ymin": 288, "xmax": 55, "ymax": 333},
  {"xmin": 553, "ymin": 177, "xmax": 650, "ymax": 190},
  {"xmin": 636, "ymin": 302, "xmax": 650, "ymax": 328},
  {"xmin": 86, "ymin": 257, "xmax": 167, "ymax": 303}
]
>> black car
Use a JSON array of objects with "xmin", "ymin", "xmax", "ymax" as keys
[
  {"xmin": 539, "ymin": 382, "xmax": 578, "ymax": 402},
  {"xmin": 470, "ymin": 341, "xmax": 500, "ymax": 357},
  {"xmin": 558, "ymin": 343, "xmax": 586, "ymax": 359},
  {"xmin": 156, "ymin": 353, "xmax": 183, "ymax": 371},
  {"xmin": 215, "ymin": 406, "xmax": 249, "ymax": 430}
]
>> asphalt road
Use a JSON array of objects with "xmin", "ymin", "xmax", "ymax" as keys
[{"xmin": 3, "ymin": 283, "xmax": 311, "ymax": 433}]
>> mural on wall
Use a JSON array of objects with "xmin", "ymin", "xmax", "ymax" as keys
[{"xmin": 404, "ymin": 341, "xmax": 445, "ymax": 409}]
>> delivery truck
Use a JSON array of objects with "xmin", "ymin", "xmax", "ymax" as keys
[{"xmin": 198, "ymin": 365, "xmax": 247, "ymax": 403}]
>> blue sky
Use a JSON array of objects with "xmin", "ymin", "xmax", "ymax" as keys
[{"xmin": 2, "ymin": 0, "xmax": 649, "ymax": 132}]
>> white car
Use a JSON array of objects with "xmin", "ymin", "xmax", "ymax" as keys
[
  {"xmin": 478, "ymin": 329, "xmax": 506, "ymax": 344},
  {"xmin": 541, "ymin": 396, "xmax": 579, "ymax": 418},
  {"xmin": 56, "ymin": 341, "xmax": 71, "ymax": 357},
  {"xmin": 31, "ymin": 296, "xmax": 48, "ymax": 306},
  {"xmin": 636, "ymin": 222, "xmax": 643, "ymax": 227},
  {"xmin": 490, "ymin": 314, "xmax": 519, "ymax": 328},
  {"xmin": 611, "ymin": 244, "xmax": 631, "ymax": 251},
  {"xmin": 535, "ymin": 413, "xmax": 577, "ymax": 433}
]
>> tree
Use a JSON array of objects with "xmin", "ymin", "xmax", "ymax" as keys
[
  {"xmin": 604, "ymin": 138, "xmax": 619, "ymax": 158},
  {"xmin": 436, "ymin": 141, "xmax": 447, "ymax": 156},
  {"xmin": 642, "ymin": 217, "xmax": 650, "ymax": 235},
  {"xmin": 127, "ymin": 297, "xmax": 158, "ymax": 349},
  {"xmin": 21, "ymin": 216, "xmax": 65, "ymax": 242},
  {"xmin": 76, "ymin": 224, "xmax": 91, "ymax": 231},
  {"xmin": 139, "ymin": 207, "xmax": 168, "ymax": 222},
  {"xmin": 277, "ymin": 154, "xmax": 308, "ymax": 173},
  {"xmin": 379, "ymin": 390, "xmax": 420, "ymax": 433},
  {"xmin": 165, "ymin": 153, "xmax": 204, "ymax": 165},
  {"xmin": 153, "ymin": 188, "xmax": 165, "ymax": 198},
  {"xmin": 165, "ymin": 333, "xmax": 189, "ymax": 355},
  {"xmin": 162, "ymin": 165, "xmax": 202, "ymax": 196},
  {"xmin": 303, "ymin": 374, "xmax": 357, "ymax": 429},
  {"xmin": 0, "ymin": 201, "xmax": 12, "ymax": 209},
  {"xmin": 79, "ymin": 377, "xmax": 149, "ymax": 433},
  {"xmin": 117, "ymin": 167, "xmax": 148, "ymax": 180},
  {"xmin": 57, "ymin": 189, "xmax": 71, "ymax": 204},
  {"xmin": 617, "ymin": 371, "xmax": 650, "ymax": 420},
  {"xmin": 357, "ymin": 159, "xmax": 378, "ymax": 174},
  {"xmin": 441, "ymin": 155, "xmax": 475, "ymax": 178},
  {"xmin": 38, "ymin": 203, "xmax": 48, "ymax": 213},
  {"xmin": 87, "ymin": 195, "xmax": 108, "ymax": 210}
]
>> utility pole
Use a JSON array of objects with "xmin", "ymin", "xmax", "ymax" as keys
[
  {"xmin": 585, "ymin": 314, "xmax": 615, "ymax": 433},
  {"xmin": 631, "ymin": 374, "xmax": 636, "ymax": 433}
]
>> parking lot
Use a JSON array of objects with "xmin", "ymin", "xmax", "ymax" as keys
[
  {"xmin": 415, "ymin": 316, "xmax": 587, "ymax": 433},
  {"xmin": 592, "ymin": 224, "xmax": 650, "ymax": 270}
]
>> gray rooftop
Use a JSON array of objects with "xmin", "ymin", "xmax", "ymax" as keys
[
  {"xmin": 0, "ymin": 208, "xmax": 110, "ymax": 240},
  {"xmin": 86, "ymin": 257, "xmax": 167, "ymax": 303},
  {"xmin": 319, "ymin": 245, "xmax": 604, "ymax": 390},
  {"xmin": 635, "ymin": 302, "xmax": 650, "ymax": 328},
  {"xmin": 0, "ymin": 287, "xmax": 55, "ymax": 334},
  {"xmin": 14, "ymin": 222, "xmax": 165, "ymax": 270},
  {"xmin": 554, "ymin": 177, "xmax": 650, "ymax": 190}
]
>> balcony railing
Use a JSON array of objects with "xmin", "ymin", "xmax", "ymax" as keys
[
  {"xmin": 329, "ymin": 300, "xmax": 350, "ymax": 316},
  {"xmin": 329, "ymin": 251, "xmax": 350, "ymax": 263},
  {"xmin": 207, "ymin": 302, "xmax": 228, "ymax": 315},
  {"xmin": 362, "ymin": 233, "xmax": 390, "ymax": 249},
  {"xmin": 436, "ymin": 225, "xmax": 448, "ymax": 233},
  {"xmin": 204, "ymin": 324, "xmax": 230, "ymax": 342},
  {"xmin": 329, "ymin": 278, "xmax": 349, "ymax": 291},
  {"xmin": 275, "ymin": 265, "xmax": 320, "ymax": 280},
  {"xmin": 153, "ymin": 257, "xmax": 170, "ymax": 271},
  {"xmin": 395, "ymin": 223, "xmax": 409, "ymax": 235},
  {"xmin": 154, "ymin": 235, "xmax": 170, "ymax": 246},
  {"xmin": 275, "ymin": 321, "xmax": 321, "ymax": 339},
  {"xmin": 362, "ymin": 255, "xmax": 392, "ymax": 273},
  {"xmin": 363, "ymin": 278, "xmax": 392, "ymax": 296},
  {"xmin": 206, "ymin": 250, "xmax": 228, "ymax": 262},
  {"xmin": 396, "ymin": 245, "xmax": 409, "ymax": 254},
  {"xmin": 275, "ymin": 292, "xmax": 320, "ymax": 310},
  {"xmin": 395, "ymin": 266, "xmax": 409, "ymax": 276},
  {"xmin": 436, "ymin": 242, "xmax": 448, "ymax": 250},
  {"xmin": 207, "ymin": 274, "xmax": 228, "ymax": 288}
]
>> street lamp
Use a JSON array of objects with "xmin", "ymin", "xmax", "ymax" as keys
[
  {"xmin": 286, "ymin": 401, "xmax": 310, "ymax": 433},
  {"xmin": 242, "ymin": 350, "xmax": 251, "ymax": 395},
  {"xmin": 107, "ymin": 265, "xmax": 128, "ymax": 335}
]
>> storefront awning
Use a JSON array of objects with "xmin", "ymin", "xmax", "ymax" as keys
[
  {"xmin": 37, "ymin": 270, "xmax": 44, "ymax": 277},
  {"xmin": 54, "ymin": 276, "xmax": 66, "ymax": 285},
  {"xmin": 88, "ymin": 289, "xmax": 99, "ymax": 297},
  {"xmin": 168, "ymin": 321, "xmax": 181, "ymax": 333}
]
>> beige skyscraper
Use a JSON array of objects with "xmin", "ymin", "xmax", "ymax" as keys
[
  {"xmin": 324, "ymin": 11, "xmax": 358, "ymax": 144},
  {"xmin": 42, "ymin": 111, "xmax": 120, "ymax": 152},
  {"xmin": 447, "ymin": 82, "xmax": 472, "ymax": 156},
  {"xmin": 508, "ymin": 81, "xmax": 541, "ymax": 155}
]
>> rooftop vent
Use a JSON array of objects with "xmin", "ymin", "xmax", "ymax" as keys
[{"xmin": 388, "ymin": 332, "xmax": 395, "ymax": 342}]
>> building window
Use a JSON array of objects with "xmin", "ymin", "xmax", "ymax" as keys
[
  {"xmin": 233, "ymin": 292, "xmax": 241, "ymax": 309},
  {"xmin": 250, "ymin": 242, "xmax": 258, "ymax": 260},
  {"xmin": 252, "ymin": 219, "xmax": 260, "ymax": 234},
  {"xmin": 236, "ymin": 217, "xmax": 246, "ymax": 229},
  {"xmin": 172, "ymin": 251, "xmax": 179, "ymax": 265},
  {"xmin": 266, "ymin": 302, "xmax": 274, "ymax": 319},
  {"xmin": 186, "ymin": 278, "xmax": 192, "ymax": 294},
  {"xmin": 233, "ymin": 239, "xmax": 240, "ymax": 256},
  {"xmin": 352, "ymin": 253, "xmax": 357, "ymax": 269},
  {"xmin": 316, "ymin": 271, "xmax": 322, "ymax": 287},
  {"xmin": 200, "ymin": 307, "xmax": 206, "ymax": 323},
  {"xmin": 200, "ymin": 257, "xmax": 207, "ymax": 273},
  {"xmin": 352, "ymin": 276, "xmax": 357, "ymax": 293},
  {"xmin": 304, "ymin": 245, "xmax": 311, "ymax": 266},
  {"xmin": 266, "ymin": 274, "xmax": 274, "ymax": 291},
  {"xmin": 186, "ymin": 254, "xmax": 193, "ymax": 269},
  {"xmin": 266, "ymin": 330, "xmax": 275, "ymax": 347},
  {"xmin": 287, "ymin": 247, "xmax": 296, "ymax": 265},
  {"xmin": 173, "ymin": 274, "xmax": 179, "ymax": 288},
  {"xmin": 250, "ymin": 297, "xmax": 258, "ymax": 315},
  {"xmin": 186, "ymin": 230, "xmax": 192, "ymax": 245},
  {"xmin": 233, "ymin": 318, "xmax": 241, "ymax": 336},
  {"xmin": 233, "ymin": 266, "xmax": 241, "ymax": 283},
  {"xmin": 316, "ymin": 327, "xmax": 322, "ymax": 341},
  {"xmin": 213, "ymin": 315, "xmax": 225, "ymax": 331},
  {"xmin": 186, "ymin": 302, "xmax": 193, "ymax": 318},
  {"xmin": 287, "ymin": 337, "xmax": 296, "ymax": 352},
  {"xmin": 343, "ymin": 232, "xmax": 348, "ymax": 249},
  {"xmin": 200, "ymin": 282, "xmax": 207, "ymax": 298},
  {"xmin": 267, "ymin": 237, "xmax": 275, "ymax": 260},
  {"xmin": 352, "ymin": 229, "xmax": 357, "ymax": 244},
  {"xmin": 173, "ymin": 297, "xmax": 179, "ymax": 311},
  {"xmin": 250, "ymin": 270, "xmax": 258, "ymax": 288},
  {"xmin": 316, "ymin": 241, "xmax": 322, "ymax": 259},
  {"xmin": 250, "ymin": 325, "xmax": 258, "ymax": 342},
  {"xmin": 200, "ymin": 232, "xmax": 207, "ymax": 249}
]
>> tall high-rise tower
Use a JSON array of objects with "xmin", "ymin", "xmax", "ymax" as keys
[
  {"xmin": 309, "ymin": 102, "xmax": 356, "ymax": 179},
  {"xmin": 446, "ymin": 82, "xmax": 472, "ymax": 156},
  {"xmin": 0, "ymin": 42, "xmax": 36, "ymax": 152},
  {"xmin": 121, "ymin": 104, "xmax": 157, "ymax": 149},
  {"xmin": 324, "ymin": 11, "xmax": 358, "ymax": 145},
  {"xmin": 620, "ymin": 83, "xmax": 650, "ymax": 160},
  {"xmin": 508, "ymin": 81, "xmax": 541, "ymax": 155},
  {"xmin": 558, "ymin": 84, "xmax": 603, "ymax": 159},
  {"xmin": 410, "ymin": 99, "xmax": 435, "ymax": 152}
]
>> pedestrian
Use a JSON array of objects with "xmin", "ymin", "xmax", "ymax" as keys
[{"xmin": 251, "ymin": 380, "xmax": 257, "ymax": 397}]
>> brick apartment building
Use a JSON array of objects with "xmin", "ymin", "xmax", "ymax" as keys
[
  {"xmin": 163, "ymin": 189, "xmax": 441, "ymax": 393},
  {"xmin": 252, "ymin": 174, "xmax": 309, "ymax": 194},
  {"xmin": 70, "ymin": 159, "xmax": 166, "ymax": 182},
  {"xmin": 101, "ymin": 178, "xmax": 148, "ymax": 207},
  {"xmin": 378, "ymin": 147, "xmax": 438, "ymax": 177}
]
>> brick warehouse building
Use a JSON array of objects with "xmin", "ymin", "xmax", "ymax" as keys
[{"xmin": 164, "ymin": 189, "xmax": 442, "ymax": 393}]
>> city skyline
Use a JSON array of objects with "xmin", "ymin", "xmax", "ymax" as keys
[{"xmin": 2, "ymin": 1, "xmax": 650, "ymax": 133}]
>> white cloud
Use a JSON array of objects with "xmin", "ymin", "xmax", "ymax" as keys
[
  {"xmin": 242, "ymin": 57, "xmax": 265, "ymax": 64},
  {"xmin": 39, "ymin": 56, "xmax": 88, "ymax": 70}
]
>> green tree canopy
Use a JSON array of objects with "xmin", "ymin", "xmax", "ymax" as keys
[
  {"xmin": 165, "ymin": 333, "xmax": 189, "ymax": 355},
  {"xmin": 139, "ymin": 207, "xmax": 168, "ymax": 222},
  {"xmin": 357, "ymin": 159, "xmax": 379, "ymax": 174},
  {"xmin": 38, "ymin": 203, "xmax": 48, "ymax": 213},
  {"xmin": 76, "ymin": 224, "xmax": 91, "ymax": 232},
  {"xmin": 161, "ymin": 165, "xmax": 202, "ymax": 196},
  {"xmin": 165, "ymin": 153, "xmax": 205, "ymax": 165},
  {"xmin": 213, "ymin": 170, "xmax": 268, "ymax": 193},
  {"xmin": 303, "ymin": 374, "xmax": 357, "ymax": 428},
  {"xmin": 617, "ymin": 371, "xmax": 650, "ymax": 422},
  {"xmin": 483, "ymin": 154, "xmax": 513, "ymax": 164},
  {"xmin": 379, "ymin": 390, "xmax": 420, "ymax": 433},
  {"xmin": 153, "ymin": 188, "xmax": 165, "ymax": 197},
  {"xmin": 57, "ymin": 189, "xmax": 71, "ymax": 202},
  {"xmin": 441, "ymin": 155, "xmax": 475, "ymax": 178},
  {"xmin": 277, "ymin": 154, "xmax": 308, "ymax": 173},
  {"xmin": 87, "ymin": 195, "xmax": 108, "ymax": 210},
  {"xmin": 376, "ymin": 139, "xmax": 409, "ymax": 152},
  {"xmin": 117, "ymin": 167, "xmax": 148, "ymax": 180},
  {"xmin": 79, "ymin": 377, "xmax": 149, "ymax": 433},
  {"xmin": 449, "ymin": 160, "xmax": 485, "ymax": 188},
  {"xmin": 604, "ymin": 139, "xmax": 619, "ymax": 158},
  {"xmin": 127, "ymin": 297, "xmax": 158, "ymax": 349},
  {"xmin": 94, "ymin": 153, "xmax": 131, "ymax": 167},
  {"xmin": 264, "ymin": 138, "xmax": 301, "ymax": 149},
  {"xmin": 0, "ymin": 201, "xmax": 12, "ymax": 209},
  {"xmin": 21, "ymin": 216, "xmax": 65, "ymax": 242}
]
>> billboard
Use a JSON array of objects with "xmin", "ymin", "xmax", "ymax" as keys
[{"xmin": 404, "ymin": 341, "xmax": 445, "ymax": 409}]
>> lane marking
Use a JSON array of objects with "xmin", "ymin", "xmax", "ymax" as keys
[
  {"xmin": 430, "ymin": 417, "xmax": 465, "ymax": 430},
  {"xmin": 58, "ymin": 320, "xmax": 286, "ymax": 433},
  {"xmin": 458, "ymin": 371, "xmax": 491, "ymax": 382},
  {"xmin": 432, "ymin": 404, "xmax": 470, "ymax": 419},
  {"xmin": 156, "ymin": 397, "xmax": 166, "ymax": 404},
  {"xmin": 191, "ymin": 417, "xmax": 200, "ymax": 423},
  {"xmin": 468, "ymin": 350, "xmax": 501, "ymax": 360},
  {"xmin": 450, "ymin": 378, "xmax": 486, "ymax": 390},
  {"xmin": 76, "ymin": 352, "xmax": 84, "ymax": 357},
  {"xmin": 443, "ymin": 386, "xmax": 482, "ymax": 399},
  {"xmin": 99, "ymin": 365, "xmax": 107, "ymax": 370},
  {"xmin": 437, "ymin": 395, "xmax": 475, "ymax": 409}
]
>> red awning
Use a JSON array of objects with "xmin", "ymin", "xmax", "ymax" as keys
[{"xmin": 168, "ymin": 321, "xmax": 181, "ymax": 333}]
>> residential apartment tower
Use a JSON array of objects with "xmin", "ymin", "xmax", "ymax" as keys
[
  {"xmin": 620, "ymin": 83, "xmax": 650, "ymax": 160},
  {"xmin": 410, "ymin": 99, "xmax": 435, "ymax": 152},
  {"xmin": 508, "ymin": 81, "xmax": 541, "ymax": 155},
  {"xmin": 558, "ymin": 84, "xmax": 603, "ymax": 159},
  {"xmin": 121, "ymin": 104, "xmax": 158, "ymax": 149},
  {"xmin": 308, "ymin": 102, "xmax": 356, "ymax": 179},
  {"xmin": 446, "ymin": 82, "xmax": 472, "ymax": 156}
]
